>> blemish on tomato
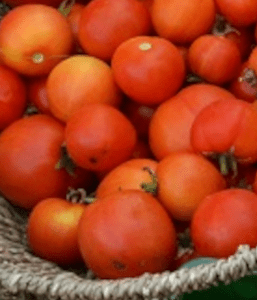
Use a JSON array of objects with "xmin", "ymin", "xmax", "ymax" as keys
[
  {"xmin": 112, "ymin": 260, "xmax": 126, "ymax": 270},
  {"xmin": 139, "ymin": 42, "xmax": 152, "ymax": 51},
  {"xmin": 89, "ymin": 157, "xmax": 98, "ymax": 164}
]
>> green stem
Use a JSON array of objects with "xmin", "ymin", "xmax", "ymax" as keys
[
  {"xmin": 58, "ymin": 0, "xmax": 75, "ymax": 17},
  {"xmin": 140, "ymin": 166, "xmax": 158, "ymax": 196}
]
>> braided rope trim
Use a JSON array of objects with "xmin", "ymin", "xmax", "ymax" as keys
[{"xmin": 0, "ymin": 196, "xmax": 257, "ymax": 300}]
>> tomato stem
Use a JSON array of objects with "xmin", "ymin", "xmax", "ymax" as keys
[
  {"xmin": 239, "ymin": 68, "xmax": 257, "ymax": 87},
  {"xmin": 58, "ymin": 0, "xmax": 75, "ymax": 17},
  {"xmin": 212, "ymin": 14, "xmax": 240, "ymax": 36},
  {"xmin": 32, "ymin": 53, "xmax": 45, "ymax": 64},
  {"xmin": 66, "ymin": 188, "xmax": 96, "ymax": 204},
  {"xmin": 55, "ymin": 145, "xmax": 77, "ymax": 176},
  {"xmin": 140, "ymin": 166, "xmax": 158, "ymax": 196}
]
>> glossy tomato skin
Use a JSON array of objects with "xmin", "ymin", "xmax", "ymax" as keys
[
  {"xmin": 191, "ymin": 189, "xmax": 257, "ymax": 258},
  {"xmin": 0, "ymin": 64, "xmax": 27, "ymax": 131},
  {"xmin": 78, "ymin": 0, "xmax": 152, "ymax": 61},
  {"xmin": 65, "ymin": 103, "xmax": 137, "ymax": 172},
  {"xmin": 78, "ymin": 190, "xmax": 177, "ymax": 279},
  {"xmin": 111, "ymin": 35, "xmax": 186, "ymax": 106},
  {"xmin": 0, "ymin": 4, "xmax": 73, "ymax": 76},
  {"xmin": 191, "ymin": 98, "xmax": 257, "ymax": 164},
  {"xmin": 151, "ymin": 0, "xmax": 216, "ymax": 44},
  {"xmin": 0, "ymin": 115, "xmax": 70, "ymax": 209},
  {"xmin": 156, "ymin": 152, "xmax": 226, "ymax": 221},
  {"xmin": 27, "ymin": 198, "xmax": 86, "ymax": 265},
  {"xmin": 149, "ymin": 83, "xmax": 236, "ymax": 160}
]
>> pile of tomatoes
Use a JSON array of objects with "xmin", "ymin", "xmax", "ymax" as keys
[{"xmin": 1, "ymin": 0, "xmax": 257, "ymax": 280}]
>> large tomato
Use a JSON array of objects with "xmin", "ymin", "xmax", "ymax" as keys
[
  {"xmin": 0, "ymin": 115, "xmax": 70, "ymax": 209},
  {"xmin": 0, "ymin": 64, "xmax": 27, "ymax": 131},
  {"xmin": 0, "ymin": 4, "xmax": 73, "ymax": 76},
  {"xmin": 78, "ymin": 190, "xmax": 177, "ymax": 279},
  {"xmin": 191, "ymin": 189, "xmax": 257, "ymax": 258},
  {"xmin": 27, "ymin": 197, "xmax": 86, "ymax": 265}
]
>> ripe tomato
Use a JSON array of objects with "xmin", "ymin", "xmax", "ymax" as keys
[
  {"xmin": 151, "ymin": 0, "xmax": 216, "ymax": 44},
  {"xmin": 27, "ymin": 198, "xmax": 86, "ymax": 265},
  {"xmin": 149, "ymin": 83, "xmax": 236, "ymax": 160},
  {"xmin": 96, "ymin": 158, "xmax": 158, "ymax": 198},
  {"xmin": 78, "ymin": 0, "xmax": 152, "ymax": 61},
  {"xmin": 46, "ymin": 55, "xmax": 122, "ymax": 122},
  {"xmin": 131, "ymin": 139, "xmax": 154, "ymax": 159},
  {"xmin": 215, "ymin": 0, "xmax": 257, "ymax": 27},
  {"xmin": 0, "ymin": 115, "xmax": 70, "ymax": 209},
  {"xmin": 191, "ymin": 98, "xmax": 257, "ymax": 164},
  {"xmin": 191, "ymin": 189, "xmax": 257, "ymax": 258},
  {"xmin": 27, "ymin": 76, "xmax": 52, "ymax": 115},
  {"xmin": 111, "ymin": 35, "xmax": 185, "ymax": 106},
  {"xmin": 0, "ymin": 4, "xmax": 73, "ymax": 76},
  {"xmin": 156, "ymin": 152, "xmax": 226, "ymax": 221},
  {"xmin": 78, "ymin": 190, "xmax": 177, "ymax": 279},
  {"xmin": 187, "ymin": 35, "xmax": 241, "ymax": 85},
  {"xmin": 65, "ymin": 103, "xmax": 137, "ymax": 172},
  {"xmin": 0, "ymin": 64, "xmax": 27, "ymax": 131}
]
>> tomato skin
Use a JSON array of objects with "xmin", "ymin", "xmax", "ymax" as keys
[
  {"xmin": 78, "ymin": 190, "xmax": 177, "ymax": 279},
  {"xmin": 0, "ymin": 115, "xmax": 70, "ymax": 209},
  {"xmin": 78, "ymin": 0, "xmax": 152, "ymax": 61},
  {"xmin": 111, "ymin": 35, "xmax": 186, "ymax": 106},
  {"xmin": 149, "ymin": 83, "xmax": 236, "ymax": 160},
  {"xmin": 151, "ymin": 0, "xmax": 216, "ymax": 44},
  {"xmin": 215, "ymin": 0, "xmax": 257, "ymax": 27},
  {"xmin": 188, "ymin": 35, "xmax": 241, "ymax": 85},
  {"xmin": 46, "ymin": 55, "xmax": 122, "ymax": 123},
  {"xmin": 191, "ymin": 189, "xmax": 257, "ymax": 258},
  {"xmin": 156, "ymin": 152, "xmax": 226, "ymax": 221},
  {"xmin": 0, "ymin": 64, "xmax": 27, "ymax": 131},
  {"xmin": 0, "ymin": 4, "xmax": 73, "ymax": 76},
  {"xmin": 96, "ymin": 158, "xmax": 158, "ymax": 198},
  {"xmin": 65, "ymin": 103, "xmax": 137, "ymax": 172},
  {"xmin": 27, "ymin": 198, "xmax": 86, "ymax": 265},
  {"xmin": 191, "ymin": 98, "xmax": 257, "ymax": 163}
]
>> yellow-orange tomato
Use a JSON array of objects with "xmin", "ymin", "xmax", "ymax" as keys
[
  {"xmin": 0, "ymin": 4, "xmax": 74, "ymax": 76},
  {"xmin": 46, "ymin": 55, "xmax": 122, "ymax": 122},
  {"xmin": 156, "ymin": 152, "xmax": 226, "ymax": 221}
]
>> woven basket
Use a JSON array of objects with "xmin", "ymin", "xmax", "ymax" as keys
[{"xmin": 1, "ymin": 195, "xmax": 257, "ymax": 300}]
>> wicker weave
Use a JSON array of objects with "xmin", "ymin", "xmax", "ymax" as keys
[{"xmin": 0, "ymin": 196, "xmax": 257, "ymax": 300}]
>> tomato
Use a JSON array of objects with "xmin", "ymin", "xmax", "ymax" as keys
[
  {"xmin": 111, "ymin": 35, "xmax": 186, "ymax": 106},
  {"xmin": 27, "ymin": 198, "xmax": 86, "ymax": 265},
  {"xmin": 46, "ymin": 55, "xmax": 122, "ymax": 122},
  {"xmin": 78, "ymin": 190, "xmax": 177, "ymax": 279},
  {"xmin": 229, "ymin": 61, "xmax": 257, "ymax": 103},
  {"xmin": 156, "ymin": 152, "xmax": 226, "ymax": 221},
  {"xmin": 96, "ymin": 158, "xmax": 158, "ymax": 198},
  {"xmin": 0, "ymin": 64, "xmax": 27, "ymax": 131},
  {"xmin": 78, "ymin": 0, "xmax": 152, "ymax": 61},
  {"xmin": 187, "ymin": 35, "xmax": 241, "ymax": 85},
  {"xmin": 215, "ymin": 0, "xmax": 257, "ymax": 27},
  {"xmin": 191, "ymin": 98, "xmax": 257, "ymax": 164},
  {"xmin": 151, "ymin": 0, "xmax": 216, "ymax": 44},
  {"xmin": 27, "ymin": 76, "xmax": 52, "ymax": 115},
  {"xmin": 65, "ymin": 103, "xmax": 137, "ymax": 172},
  {"xmin": 0, "ymin": 4, "xmax": 73, "ymax": 76},
  {"xmin": 191, "ymin": 189, "xmax": 257, "ymax": 258},
  {"xmin": 149, "ymin": 83, "xmax": 236, "ymax": 160},
  {"xmin": 131, "ymin": 139, "xmax": 154, "ymax": 159},
  {"xmin": 0, "ymin": 115, "xmax": 70, "ymax": 209}
]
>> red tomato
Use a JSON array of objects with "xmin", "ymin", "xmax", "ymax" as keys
[
  {"xmin": 46, "ymin": 55, "xmax": 122, "ymax": 122},
  {"xmin": 65, "ymin": 103, "xmax": 137, "ymax": 172},
  {"xmin": 151, "ymin": 0, "xmax": 216, "ymax": 44},
  {"xmin": 191, "ymin": 98, "xmax": 257, "ymax": 164},
  {"xmin": 27, "ymin": 76, "xmax": 52, "ymax": 115},
  {"xmin": 0, "ymin": 4, "xmax": 73, "ymax": 76},
  {"xmin": 27, "ymin": 198, "xmax": 86, "ymax": 265},
  {"xmin": 156, "ymin": 152, "xmax": 226, "ymax": 221},
  {"xmin": 78, "ymin": 0, "xmax": 152, "ymax": 61},
  {"xmin": 191, "ymin": 189, "xmax": 257, "ymax": 258},
  {"xmin": 131, "ymin": 139, "xmax": 154, "ymax": 159},
  {"xmin": 0, "ymin": 115, "xmax": 70, "ymax": 209},
  {"xmin": 187, "ymin": 35, "xmax": 241, "ymax": 85},
  {"xmin": 78, "ymin": 190, "xmax": 177, "ymax": 279},
  {"xmin": 215, "ymin": 0, "xmax": 257, "ymax": 27},
  {"xmin": 0, "ymin": 64, "xmax": 27, "ymax": 131},
  {"xmin": 149, "ymin": 83, "xmax": 236, "ymax": 160},
  {"xmin": 111, "ymin": 35, "xmax": 186, "ymax": 106}
]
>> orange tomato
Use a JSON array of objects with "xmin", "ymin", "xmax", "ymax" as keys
[
  {"xmin": 0, "ymin": 4, "xmax": 74, "ymax": 76},
  {"xmin": 46, "ymin": 55, "xmax": 122, "ymax": 122}
]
